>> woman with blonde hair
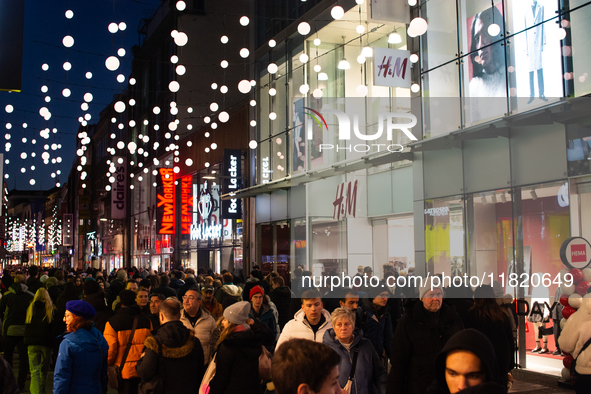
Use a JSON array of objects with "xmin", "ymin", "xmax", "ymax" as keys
[{"xmin": 24, "ymin": 288, "xmax": 58, "ymax": 394}]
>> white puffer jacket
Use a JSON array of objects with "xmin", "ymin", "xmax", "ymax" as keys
[
  {"xmin": 559, "ymin": 298, "xmax": 591, "ymax": 375},
  {"xmin": 180, "ymin": 307, "xmax": 216, "ymax": 365},
  {"xmin": 275, "ymin": 308, "xmax": 332, "ymax": 351}
]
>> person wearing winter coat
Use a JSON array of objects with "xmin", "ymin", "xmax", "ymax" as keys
[
  {"xmin": 137, "ymin": 299, "xmax": 205, "ymax": 393},
  {"xmin": 104, "ymin": 290, "xmax": 153, "ymax": 394},
  {"xmin": 388, "ymin": 279, "xmax": 463, "ymax": 394},
  {"xmin": 24, "ymin": 288, "xmax": 59, "ymax": 394},
  {"xmin": 180, "ymin": 287, "xmax": 216, "ymax": 365},
  {"xmin": 0, "ymin": 274, "xmax": 34, "ymax": 390},
  {"xmin": 53, "ymin": 300, "xmax": 109, "ymax": 394},
  {"xmin": 214, "ymin": 272, "xmax": 243, "ymax": 305},
  {"xmin": 26, "ymin": 265, "xmax": 44, "ymax": 295},
  {"xmin": 357, "ymin": 288, "xmax": 393, "ymax": 364},
  {"xmin": 269, "ymin": 276, "xmax": 294, "ymax": 330},
  {"xmin": 242, "ymin": 270, "xmax": 269, "ymax": 301},
  {"xmin": 323, "ymin": 308, "xmax": 387, "ymax": 394},
  {"xmin": 208, "ymin": 301, "xmax": 262, "ymax": 394},
  {"xmin": 559, "ymin": 296, "xmax": 591, "ymax": 393},
  {"xmin": 463, "ymin": 286, "xmax": 514, "ymax": 389},
  {"xmin": 202, "ymin": 285, "xmax": 223, "ymax": 321},
  {"xmin": 83, "ymin": 279, "xmax": 113, "ymax": 333},
  {"xmin": 248, "ymin": 285, "xmax": 278, "ymax": 349},
  {"xmin": 276, "ymin": 289, "xmax": 333, "ymax": 350},
  {"xmin": 426, "ymin": 329, "xmax": 506, "ymax": 394}
]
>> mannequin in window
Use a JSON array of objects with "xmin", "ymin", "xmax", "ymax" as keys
[
  {"xmin": 528, "ymin": 281, "xmax": 550, "ymax": 354},
  {"xmin": 525, "ymin": 0, "xmax": 547, "ymax": 103}
]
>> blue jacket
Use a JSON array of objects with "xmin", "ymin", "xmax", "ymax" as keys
[
  {"xmin": 323, "ymin": 328, "xmax": 387, "ymax": 394},
  {"xmin": 53, "ymin": 326, "xmax": 109, "ymax": 394},
  {"xmin": 357, "ymin": 301, "xmax": 393, "ymax": 359}
]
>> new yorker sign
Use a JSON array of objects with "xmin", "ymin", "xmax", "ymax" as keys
[{"xmin": 156, "ymin": 168, "xmax": 175, "ymax": 235}]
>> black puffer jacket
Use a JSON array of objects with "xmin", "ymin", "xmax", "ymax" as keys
[
  {"xmin": 269, "ymin": 286, "xmax": 293, "ymax": 330},
  {"xmin": 136, "ymin": 320, "xmax": 205, "ymax": 393},
  {"xmin": 24, "ymin": 300, "xmax": 60, "ymax": 346},
  {"xmin": 0, "ymin": 283, "xmax": 34, "ymax": 336},
  {"xmin": 426, "ymin": 329, "xmax": 505, "ymax": 394},
  {"xmin": 84, "ymin": 292, "xmax": 113, "ymax": 333},
  {"xmin": 387, "ymin": 301, "xmax": 463, "ymax": 394},
  {"xmin": 209, "ymin": 328, "xmax": 262, "ymax": 394}
]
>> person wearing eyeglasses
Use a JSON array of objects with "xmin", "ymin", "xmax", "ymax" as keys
[{"xmin": 180, "ymin": 286, "xmax": 216, "ymax": 365}]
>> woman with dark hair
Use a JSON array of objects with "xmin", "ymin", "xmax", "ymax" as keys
[
  {"xmin": 463, "ymin": 285, "xmax": 514, "ymax": 389},
  {"xmin": 207, "ymin": 301, "xmax": 262, "ymax": 394},
  {"xmin": 53, "ymin": 300, "xmax": 109, "ymax": 394},
  {"xmin": 469, "ymin": 5, "xmax": 506, "ymax": 98},
  {"xmin": 74, "ymin": 275, "xmax": 84, "ymax": 299}
]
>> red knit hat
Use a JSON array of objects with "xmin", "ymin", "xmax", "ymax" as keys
[{"xmin": 250, "ymin": 285, "xmax": 264, "ymax": 300}]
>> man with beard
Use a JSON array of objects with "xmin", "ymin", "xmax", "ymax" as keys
[{"xmin": 201, "ymin": 285, "xmax": 222, "ymax": 320}]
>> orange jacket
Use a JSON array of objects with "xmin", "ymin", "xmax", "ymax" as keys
[{"xmin": 104, "ymin": 306, "xmax": 152, "ymax": 379}]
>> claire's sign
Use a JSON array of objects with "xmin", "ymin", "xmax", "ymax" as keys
[{"xmin": 111, "ymin": 157, "xmax": 127, "ymax": 219}]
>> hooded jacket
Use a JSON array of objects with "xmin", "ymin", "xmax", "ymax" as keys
[
  {"xmin": 214, "ymin": 283, "xmax": 243, "ymax": 305},
  {"xmin": 136, "ymin": 320, "xmax": 205, "ymax": 393},
  {"xmin": 0, "ymin": 282, "xmax": 35, "ymax": 336},
  {"xmin": 53, "ymin": 326, "xmax": 109, "ymax": 394},
  {"xmin": 84, "ymin": 292, "xmax": 113, "ymax": 333},
  {"xmin": 387, "ymin": 301, "xmax": 463, "ymax": 394},
  {"xmin": 104, "ymin": 305, "xmax": 153, "ymax": 380},
  {"xmin": 275, "ymin": 308, "xmax": 332, "ymax": 350},
  {"xmin": 427, "ymin": 329, "xmax": 502, "ymax": 394},
  {"xmin": 323, "ymin": 328, "xmax": 387, "ymax": 394},
  {"xmin": 559, "ymin": 297, "xmax": 591, "ymax": 375},
  {"xmin": 269, "ymin": 285, "xmax": 294, "ymax": 329},
  {"xmin": 209, "ymin": 328, "xmax": 262, "ymax": 394},
  {"xmin": 358, "ymin": 299, "xmax": 393, "ymax": 359},
  {"xmin": 180, "ymin": 306, "xmax": 216, "ymax": 365}
]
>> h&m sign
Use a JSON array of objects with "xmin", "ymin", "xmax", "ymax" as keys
[{"xmin": 373, "ymin": 47, "xmax": 411, "ymax": 88}]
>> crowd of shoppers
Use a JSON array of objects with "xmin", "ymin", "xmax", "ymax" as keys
[{"xmin": 0, "ymin": 264, "xmax": 533, "ymax": 394}]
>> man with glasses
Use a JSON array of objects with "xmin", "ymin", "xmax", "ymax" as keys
[
  {"xmin": 180, "ymin": 286, "xmax": 216, "ymax": 365},
  {"xmin": 387, "ymin": 277, "xmax": 463, "ymax": 394}
]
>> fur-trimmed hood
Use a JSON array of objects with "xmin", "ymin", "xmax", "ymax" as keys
[{"xmin": 144, "ymin": 320, "xmax": 196, "ymax": 359}]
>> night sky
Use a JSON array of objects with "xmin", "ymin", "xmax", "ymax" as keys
[{"xmin": 0, "ymin": 0, "xmax": 162, "ymax": 191}]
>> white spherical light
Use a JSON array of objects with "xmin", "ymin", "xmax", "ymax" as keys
[
  {"xmin": 117, "ymin": 74, "xmax": 125, "ymax": 83},
  {"xmin": 298, "ymin": 22, "xmax": 311, "ymax": 35},
  {"xmin": 5, "ymin": 105, "xmax": 13, "ymax": 113},
  {"xmin": 240, "ymin": 48, "xmax": 250, "ymax": 58},
  {"xmin": 62, "ymin": 88, "xmax": 71, "ymax": 97},
  {"xmin": 62, "ymin": 35, "xmax": 74, "ymax": 48},
  {"xmin": 114, "ymin": 101, "xmax": 126, "ymax": 113},
  {"xmin": 176, "ymin": 1, "xmax": 187, "ymax": 11},
  {"xmin": 269, "ymin": 39, "xmax": 276, "ymax": 48},
  {"xmin": 411, "ymin": 83, "xmax": 421, "ymax": 93},
  {"xmin": 153, "ymin": 106, "xmax": 161, "ymax": 114},
  {"xmin": 220, "ymin": 60, "xmax": 229, "ymax": 68},
  {"xmin": 63, "ymin": 62, "xmax": 72, "ymax": 71},
  {"xmin": 299, "ymin": 84, "xmax": 309, "ymax": 94},
  {"xmin": 118, "ymin": 48, "xmax": 126, "ymax": 57},
  {"xmin": 250, "ymin": 120, "xmax": 257, "ymax": 127},
  {"xmin": 312, "ymin": 88, "xmax": 323, "ymax": 98},
  {"xmin": 127, "ymin": 141, "xmax": 137, "ymax": 152},
  {"xmin": 221, "ymin": 35, "xmax": 229, "ymax": 44},
  {"xmin": 42, "ymin": 63, "xmax": 49, "ymax": 71},
  {"xmin": 185, "ymin": 158, "xmax": 193, "ymax": 166},
  {"xmin": 408, "ymin": 17, "xmax": 428, "ymax": 37},
  {"xmin": 169, "ymin": 81, "xmax": 180, "ymax": 92},
  {"xmin": 108, "ymin": 22, "xmax": 118, "ymax": 33},
  {"xmin": 356, "ymin": 25, "xmax": 365, "ymax": 34},
  {"xmin": 238, "ymin": 80, "xmax": 251, "ymax": 94},
  {"xmin": 267, "ymin": 63, "xmax": 278, "ymax": 74},
  {"xmin": 30, "ymin": 179, "xmax": 35, "ymax": 186},
  {"xmin": 210, "ymin": 102, "xmax": 219, "ymax": 112},
  {"xmin": 118, "ymin": 22, "xmax": 127, "ymax": 31},
  {"xmin": 250, "ymin": 100, "xmax": 256, "ymax": 106},
  {"xmin": 65, "ymin": 10, "xmax": 73, "ymax": 18},
  {"xmin": 488, "ymin": 23, "xmax": 501, "ymax": 37},
  {"xmin": 556, "ymin": 28, "xmax": 567, "ymax": 40},
  {"xmin": 174, "ymin": 32, "xmax": 188, "ymax": 46},
  {"xmin": 240, "ymin": 16, "xmax": 249, "ymax": 26},
  {"xmin": 219, "ymin": 112, "xmax": 229, "ymax": 123},
  {"xmin": 410, "ymin": 54, "xmax": 419, "ymax": 63},
  {"xmin": 269, "ymin": 112, "xmax": 277, "ymax": 120},
  {"xmin": 314, "ymin": 64, "xmax": 321, "ymax": 72},
  {"xmin": 176, "ymin": 65, "xmax": 186, "ymax": 75},
  {"xmin": 331, "ymin": 6, "xmax": 344, "ymax": 20},
  {"xmin": 269, "ymin": 88, "xmax": 277, "ymax": 96},
  {"xmin": 356, "ymin": 84, "xmax": 368, "ymax": 97},
  {"xmin": 357, "ymin": 55, "xmax": 366, "ymax": 64},
  {"xmin": 220, "ymin": 85, "xmax": 228, "ymax": 94},
  {"xmin": 299, "ymin": 54, "xmax": 309, "ymax": 63},
  {"xmin": 85, "ymin": 71, "xmax": 92, "ymax": 79},
  {"xmin": 362, "ymin": 47, "xmax": 373, "ymax": 57},
  {"xmin": 249, "ymin": 140, "xmax": 258, "ymax": 149},
  {"xmin": 170, "ymin": 55, "xmax": 179, "ymax": 64},
  {"xmin": 314, "ymin": 38, "xmax": 321, "ymax": 46},
  {"xmin": 105, "ymin": 56, "xmax": 120, "ymax": 71}
]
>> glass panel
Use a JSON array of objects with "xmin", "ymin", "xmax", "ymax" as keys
[
  {"xmin": 271, "ymin": 133, "xmax": 288, "ymax": 179},
  {"xmin": 422, "ymin": 0, "xmax": 459, "ymax": 71},
  {"xmin": 424, "ymin": 195, "xmax": 465, "ymax": 278},
  {"xmin": 423, "ymin": 63, "xmax": 462, "ymax": 138},
  {"xmin": 310, "ymin": 218, "xmax": 348, "ymax": 292},
  {"xmin": 387, "ymin": 216, "xmax": 415, "ymax": 274},
  {"xmin": 570, "ymin": 1, "xmax": 591, "ymax": 96},
  {"xmin": 566, "ymin": 123, "xmax": 591, "ymax": 177},
  {"xmin": 274, "ymin": 63, "xmax": 289, "ymax": 134},
  {"xmin": 259, "ymin": 83, "xmax": 270, "ymax": 140}
]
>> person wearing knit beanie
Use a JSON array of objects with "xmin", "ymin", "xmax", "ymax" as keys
[
  {"xmin": 223, "ymin": 301, "xmax": 251, "ymax": 326},
  {"xmin": 249, "ymin": 285, "xmax": 264, "ymax": 300}
]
